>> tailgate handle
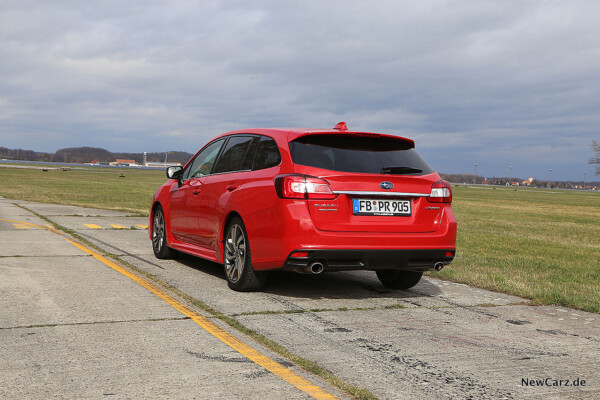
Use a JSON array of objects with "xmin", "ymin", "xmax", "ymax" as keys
[{"xmin": 226, "ymin": 184, "xmax": 238, "ymax": 191}]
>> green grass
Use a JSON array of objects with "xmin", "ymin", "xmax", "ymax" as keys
[
  {"xmin": 2, "ymin": 165, "xmax": 599, "ymax": 313},
  {"xmin": 0, "ymin": 166, "xmax": 165, "ymax": 215},
  {"xmin": 431, "ymin": 185, "xmax": 600, "ymax": 313}
]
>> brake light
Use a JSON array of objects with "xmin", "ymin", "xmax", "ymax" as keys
[
  {"xmin": 279, "ymin": 175, "xmax": 305, "ymax": 199},
  {"xmin": 428, "ymin": 180, "xmax": 452, "ymax": 203},
  {"xmin": 274, "ymin": 175, "xmax": 337, "ymax": 200}
]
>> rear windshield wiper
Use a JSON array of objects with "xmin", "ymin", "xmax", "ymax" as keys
[{"xmin": 380, "ymin": 166, "xmax": 423, "ymax": 175}]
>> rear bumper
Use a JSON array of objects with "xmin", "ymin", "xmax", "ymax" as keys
[
  {"xmin": 283, "ymin": 249, "xmax": 455, "ymax": 272},
  {"xmin": 244, "ymin": 199, "xmax": 457, "ymax": 271}
]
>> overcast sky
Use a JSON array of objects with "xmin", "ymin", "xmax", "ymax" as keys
[{"xmin": 1, "ymin": 1, "xmax": 599, "ymax": 181}]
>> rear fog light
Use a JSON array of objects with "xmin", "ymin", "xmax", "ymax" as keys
[{"xmin": 291, "ymin": 251, "xmax": 309, "ymax": 258}]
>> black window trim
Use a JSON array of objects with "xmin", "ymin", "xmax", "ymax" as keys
[
  {"xmin": 211, "ymin": 133, "xmax": 282, "ymax": 174},
  {"xmin": 250, "ymin": 135, "xmax": 282, "ymax": 171},
  {"xmin": 209, "ymin": 134, "xmax": 258, "ymax": 176},
  {"xmin": 185, "ymin": 133, "xmax": 282, "ymax": 179},
  {"xmin": 183, "ymin": 137, "xmax": 227, "ymax": 181},
  {"xmin": 245, "ymin": 136, "xmax": 260, "ymax": 171}
]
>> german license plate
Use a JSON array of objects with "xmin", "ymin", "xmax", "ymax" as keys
[{"xmin": 352, "ymin": 199, "xmax": 411, "ymax": 216}]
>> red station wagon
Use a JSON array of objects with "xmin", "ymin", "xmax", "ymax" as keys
[{"xmin": 150, "ymin": 122, "xmax": 456, "ymax": 291}]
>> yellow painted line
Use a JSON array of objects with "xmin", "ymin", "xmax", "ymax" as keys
[
  {"xmin": 12, "ymin": 223, "xmax": 30, "ymax": 229},
  {"xmin": 136, "ymin": 224, "xmax": 148, "ymax": 229},
  {"xmin": 110, "ymin": 224, "xmax": 127, "ymax": 229},
  {"xmin": 0, "ymin": 218, "xmax": 64, "ymax": 236},
  {"xmin": 66, "ymin": 239, "xmax": 339, "ymax": 400},
  {"xmin": 84, "ymin": 224, "xmax": 103, "ymax": 229},
  {"xmin": 0, "ymin": 217, "xmax": 339, "ymax": 400}
]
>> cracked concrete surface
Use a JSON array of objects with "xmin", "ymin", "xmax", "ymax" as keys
[
  {"xmin": 2, "ymin": 199, "xmax": 598, "ymax": 399},
  {"xmin": 0, "ymin": 200, "xmax": 343, "ymax": 400}
]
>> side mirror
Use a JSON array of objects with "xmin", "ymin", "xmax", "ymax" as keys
[{"xmin": 166, "ymin": 166, "xmax": 183, "ymax": 180}]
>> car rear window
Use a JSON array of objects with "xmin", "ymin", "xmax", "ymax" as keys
[{"xmin": 289, "ymin": 134, "xmax": 434, "ymax": 175}]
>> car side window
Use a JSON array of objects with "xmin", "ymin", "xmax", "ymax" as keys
[
  {"xmin": 183, "ymin": 139, "xmax": 225, "ymax": 180},
  {"xmin": 241, "ymin": 137, "xmax": 260, "ymax": 170},
  {"xmin": 212, "ymin": 135, "xmax": 255, "ymax": 174},
  {"xmin": 253, "ymin": 137, "xmax": 281, "ymax": 170}
]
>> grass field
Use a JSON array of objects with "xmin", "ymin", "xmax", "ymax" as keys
[
  {"xmin": 0, "ymin": 166, "xmax": 165, "ymax": 215},
  {"xmin": 439, "ymin": 185, "xmax": 600, "ymax": 313},
  {"xmin": 1, "ymin": 165, "xmax": 599, "ymax": 313}
]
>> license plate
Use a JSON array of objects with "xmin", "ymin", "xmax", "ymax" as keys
[{"xmin": 352, "ymin": 199, "xmax": 411, "ymax": 216}]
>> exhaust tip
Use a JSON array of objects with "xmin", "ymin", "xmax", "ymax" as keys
[
  {"xmin": 308, "ymin": 261, "xmax": 325, "ymax": 274},
  {"xmin": 434, "ymin": 262, "xmax": 445, "ymax": 271}
]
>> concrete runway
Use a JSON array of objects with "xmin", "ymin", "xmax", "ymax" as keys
[{"xmin": 1, "ymin": 198, "xmax": 598, "ymax": 399}]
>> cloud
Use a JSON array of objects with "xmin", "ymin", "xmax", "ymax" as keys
[{"xmin": 0, "ymin": 0, "xmax": 599, "ymax": 180}]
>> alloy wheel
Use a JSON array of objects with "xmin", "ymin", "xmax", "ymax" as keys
[
  {"xmin": 224, "ymin": 224, "xmax": 246, "ymax": 283},
  {"xmin": 152, "ymin": 210, "xmax": 165, "ymax": 253}
]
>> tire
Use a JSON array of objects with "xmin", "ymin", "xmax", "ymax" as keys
[
  {"xmin": 376, "ymin": 270, "xmax": 423, "ymax": 290},
  {"xmin": 152, "ymin": 206, "xmax": 175, "ymax": 259},
  {"xmin": 223, "ymin": 217, "xmax": 267, "ymax": 292}
]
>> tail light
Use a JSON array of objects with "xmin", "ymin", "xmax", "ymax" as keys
[
  {"xmin": 428, "ymin": 180, "xmax": 452, "ymax": 203},
  {"xmin": 274, "ymin": 174, "xmax": 336, "ymax": 200}
]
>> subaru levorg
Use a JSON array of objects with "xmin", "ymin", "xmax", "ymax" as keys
[{"xmin": 150, "ymin": 122, "xmax": 456, "ymax": 291}]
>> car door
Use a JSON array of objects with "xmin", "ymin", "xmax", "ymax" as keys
[
  {"xmin": 169, "ymin": 138, "xmax": 225, "ymax": 245},
  {"xmin": 197, "ymin": 135, "xmax": 258, "ymax": 251}
]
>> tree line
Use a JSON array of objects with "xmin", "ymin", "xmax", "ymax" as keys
[{"xmin": 0, "ymin": 146, "xmax": 193, "ymax": 165}]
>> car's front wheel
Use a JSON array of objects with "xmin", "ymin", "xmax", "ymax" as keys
[
  {"xmin": 376, "ymin": 270, "xmax": 423, "ymax": 290},
  {"xmin": 152, "ymin": 205, "xmax": 175, "ymax": 259},
  {"xmin": 224, "ymin": 217, "xmax": 267, "ymax": 291}
]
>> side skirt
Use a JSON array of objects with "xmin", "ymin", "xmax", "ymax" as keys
[{"xmin": 169, "ymin": 239, "xmax": 222, "ymax": 264}]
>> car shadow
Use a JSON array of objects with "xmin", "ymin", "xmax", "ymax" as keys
[
  {"xmin": 174, "ymin": 252, "xmax": 442, "ymax": 300},
  {"xmin": 263, "ymin": 270, "xmax": 443, "ymax": 300},
  {"xmin": 174, "ymin": 252, "xmax": 225, "ymax": 279}
]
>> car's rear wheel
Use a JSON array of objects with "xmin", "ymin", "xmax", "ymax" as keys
[
  {"xmin": 376, "ymin": 270, "xmax": 423, "ymax": 289},
  {"xmin": 224, "ymin": 217, "xmax": 267, "ymax": 291},
  {"xmin": 152, "ymin": 206, "xmax": 175, "ymax": 259}
]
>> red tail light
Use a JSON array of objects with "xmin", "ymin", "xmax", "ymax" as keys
[
  {"xmin": 428, "ymin": 180, "xmax": 452, "ymax": 203},
  {"xmin": 274, "ymin": 175, "xmax": 337, "ymax": 200}
]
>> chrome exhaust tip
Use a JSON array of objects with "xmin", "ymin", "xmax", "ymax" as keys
[
  {"xmin": 434, "ymin": 262, "xmax": 445, "ymax": 271},
  {"xmin": 307, "ymin": 261, "xmax": 325, "ymax": 274}
]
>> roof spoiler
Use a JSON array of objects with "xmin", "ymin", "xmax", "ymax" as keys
[{"xmin": 333, "ymin": 121, "xmax": 348, "ymax": 130}]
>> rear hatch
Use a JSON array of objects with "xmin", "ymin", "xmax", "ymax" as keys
[{"xmin": 289, "ymin": 133, "xmax": 443, "ymax": 233}]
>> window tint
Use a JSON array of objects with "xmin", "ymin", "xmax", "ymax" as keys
[
  {"xmin": 289, "ymin": 134, "xmax": 434, "ymax": 175},
  {"xmin": 184, "ymin": 139, "xmax": 225, "ymax": 180},
  {"xmin": 212, "ymin": 135, "xmax": 255, "ymax": 174},
  {"xmin": 241, "ymin": 137, "xmax": 260, "ymax": 170},
  {"xmin": 253, "ymin": 137, "xmax": 281, "ymax": 170}
]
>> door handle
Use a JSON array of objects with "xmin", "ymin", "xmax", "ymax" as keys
[
  {"xmin": 226, "ymin": 184, "xmax": 238, "ymax": 191},
  {"xmin": 192, "ymin": 189, "xmax": 201, "ymax": 195}
]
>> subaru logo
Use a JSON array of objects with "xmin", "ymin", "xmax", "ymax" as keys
[{"xmin": 380, "ymin": 181, "xmax": 394, "ymax": 190}]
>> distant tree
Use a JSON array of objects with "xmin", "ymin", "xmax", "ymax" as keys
[{"xmin": 590, "ymin": 140, "xmax": 600, "ymax": 175}]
